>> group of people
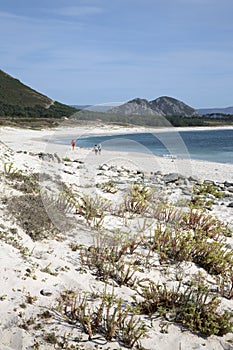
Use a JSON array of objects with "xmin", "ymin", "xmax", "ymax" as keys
[
  {"xmin": 94, "ymin": 144, "xmax": 102, "ymax": 155},
  {"xmin": 71, "ymin": 139, "xmax": 102, "ymax": 155}
]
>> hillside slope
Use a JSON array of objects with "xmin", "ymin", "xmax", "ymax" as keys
[
  {"xmin": 0, "ymin": 70, "xmax": 53, "ymax": 108},
  {"xmin": 0, "ymin": 69, "xmax": 77, "ymax": 118}
]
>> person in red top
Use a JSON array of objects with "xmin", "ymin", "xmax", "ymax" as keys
[{"xmin": 71, "ymin": 139, "xmax": 76, "ymax": 150}]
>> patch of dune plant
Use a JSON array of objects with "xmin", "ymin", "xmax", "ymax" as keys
[
  {"xmin": 151, "ymin": 201, "xmax": 183, "ymax": 225},
  {"xmin": 3, "ymin": 162, "xmax": 22, "ymax": 178},
  {"xmin": 94, "ymin": 230, "xmax": 143, "ymax": 259},
  {"xmin": 54, "ymin": 288, "xmax": 147, "ymax": 347},
  {"xmin": 216, "ymin": 272, "xmax": 233, "ymax": 299},
  {"xmin": 112, "ymin": 260, "xmax": 138, "ymax": 287},
  {"xmin": 97, "ymin": 180, "xmax": 118, "ymax": 194},
  {"xmin": 13, "ymin": 173, "xmax": 40, "ymax": 193},
  {"xmin": 124, "ymin": 185, "xmax": 153, "ymax": 215},
  {"xmin": 192, "ymin": 239, "xmax": 233, "ymax": 275},
  {"xmin": 117, "ymin": 310, "xmax": 147, "ymax": 348},
  {"xmin": 62, "ymin": 157, "xmax": 72, "ymax": 162},
  {"xmin": 6, "ymin": 194, "xmax": 59, "ymax": 240},
  {"xmin": 135, "ymin": 278, "xmax": 233, "ymax": 336},
  {"xmin": 194, "ymin": 182, "xmax": 224, "ymax": 199},
  {"xmin": 80, "ymin": 245, "xmax": 115, "ymax": 281},
  {"xmin": 146, "ymin": 224, "xmax": 233, "ymax": 275},
  {"xmin": 189, "ymin": 182, "xmax": 223, "ymax": 209},
  {"xmin": 63, "ymin": 187, "xmax": 109, "ymax": 228},
  {"xmin": 146, "ymin": 224, "xmax": 194, "ymax": 262},
  {"xmin": 135, "ymin": 280, "xmax": 182, "ymax": 318},
  {"xmin": 190, "ymin": 195, "xmax": 213, "ymax": 209},
  {"xmin": 79, "ymin": 244, "xmax": 138, "ymax": 287},
  {"xmin": 79, "ymin": 232, "xmax": 141, "ymax": 286},
  {"xmin": 181, "ymin": 209, "xmax": 231, "ymax": 238},
  {"xmin": 2, "ymin": 166, "xmax": 40, "ymax": 193}
]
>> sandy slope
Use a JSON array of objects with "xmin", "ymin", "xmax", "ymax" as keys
[{"xmin": 0, "ymin": 124, "xmax": 233, "ymax": 350}]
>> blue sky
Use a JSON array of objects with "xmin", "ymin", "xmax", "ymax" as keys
[{"xmin": 1, "ymin": 0, "xmax": 233, "ymax": 108}]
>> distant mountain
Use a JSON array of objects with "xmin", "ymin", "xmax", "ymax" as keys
[
  {"xmin": 110, "ymin": 98, "xmax": 161, "ymax": 116},
  {"xmin": 198, "ymin": 106, "xmax": 233, "ymax": 115},
  {"xmin": 72, "ymin": 96, "xmax": 205, "ymax": 127},
  {"xmin": 72, "ymin": 104, "xmax": 120, "ymax": 112},
  {"xmin": 0, "ymin": 69, "xmax": 77, "ymax": 118},
  {"xmin": 72, "ymin": 105, "xmax": 91, "ymax": 110},
  {"xmin": 151, "ymin": 96, "xmax": 200, "ymax": 118},
  {"xmin": 109, "ymin": 96, "xmax": 200, "ymax": 118}
]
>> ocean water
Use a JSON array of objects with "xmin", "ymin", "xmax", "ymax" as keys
[{"xmin": 48, "ymin": 128, "xmax": 233, "ymax": 164}]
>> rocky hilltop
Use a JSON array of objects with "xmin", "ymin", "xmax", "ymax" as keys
[
  {"xmin": 110, "ymin": 98, "xmax": 163, "ymax": 116},
  {"xmin": 110, "ymin": 96, "xmax": 200, "ymax": 118},
  {"xmin": 151, "ymin": 96, "xmax": 200, "ymax": 117}
]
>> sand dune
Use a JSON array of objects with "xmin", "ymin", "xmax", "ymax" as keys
[{"xmin": 0, "ymin": 124, "xmax": 233, "ymax": 350}]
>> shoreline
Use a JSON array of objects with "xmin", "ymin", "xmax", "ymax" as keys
[
  {"xmin": 2, "ymin": 123, "xmax": 233, "ymax": 140},
  {"xmin": 1, "ymin": 124, "xmax": 233, "ymax": 183},
  {"xmin": 41, "ymin": 123, "xmax": 233, "ymax": 138}
]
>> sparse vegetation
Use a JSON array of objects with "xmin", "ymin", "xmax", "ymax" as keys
[
  {"xmin": 146, "ymin": 224, "xmax": 233, "ymax": 276},
  {"xmin": 180, "ymin": 209, "xmax": 231, "ymax": 238},
  {"xmin": 3, "ymin": 162, "xmax": 22, "ymax": 178},
  {"xmin": 1, "ymin": 138, "xmax": 233, "ymax": 349},
  {"xmin": 135, "ymin": 278, "xmax": 233, "ymax": 336},
  {"xmin": 194, "ymin": 182, "xmax": 224, "ymax": 198},
  {"xmin": 63, "ymin": 157, "xmax": 72, "ymax": 162},
  {"xmin": 6, "ymin": 194, "xmax": 59, "ymax": 240},
  {"xmin": 79, "ymin": 237, "xmax": 139, "ymax": 286},
  {"xmin": 62, "ymin": 188, "xmax": 110, "ymax": 228},
  {"xmin": 55, "ymin": 288, "xmax": 147, "ymax": 347},
  {"xmin": 97, "ymin": 180, "xmax": 118, "ymax": 194},
  {"xmin": 124, "ymin": 184, "xmax": 153, "ymax": 215}
]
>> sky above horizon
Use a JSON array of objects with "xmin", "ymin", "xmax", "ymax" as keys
[{"xmin": 1, "ymin": 0, "xmax": 233, "ymax": 108}]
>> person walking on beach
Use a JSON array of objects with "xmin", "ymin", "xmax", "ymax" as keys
[
  {"xmin": 94, "ymin": 144, "xmax": 98, "ymax": 155},
  {"xmin": 71, "ymin": 139, "xmax": 76, "ymax": 150},
  {"xmin": 98, "ymin": 144, "xmax": 102, "ymax": 155}
]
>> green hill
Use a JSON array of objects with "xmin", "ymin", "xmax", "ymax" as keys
[
  {"xmin": 0, "ymin": 70, "xmax": 52, "ymax": 107},
  {"xmin": 0, "ymin": 69, "xmax": 77, "ymax": 118}
]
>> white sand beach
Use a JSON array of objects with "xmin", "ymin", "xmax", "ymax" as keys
[
  {"xmin": 0, "ymin": 124, "xmax": 233, "ymax": 350},
  {"xmin": 1, "ymin": 123, "xmax": 233, "ymax": 183}
]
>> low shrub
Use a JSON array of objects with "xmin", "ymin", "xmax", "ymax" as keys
[
  {"xmin": 135, "ymin": 279, "xmax": 233, "ymax": 336},
  {"xmin": 55, "ymin": 288, "xmax": 147, "ymax": 347},
  {"xmin": 147, "ymin": 224, "xmax": 233, "ymax": 275}
]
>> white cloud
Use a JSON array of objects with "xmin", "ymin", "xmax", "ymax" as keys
[
  {"xmin": 51, "ymin": 6, "xmax": 104, "ymax": 17},
  {"xmin": 0, "ymin": 10, "xmax": 79, "ymax": 26},
  {"xmin": 0, "ymin": 11, "xmax": 29, "ymax": 21}
]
